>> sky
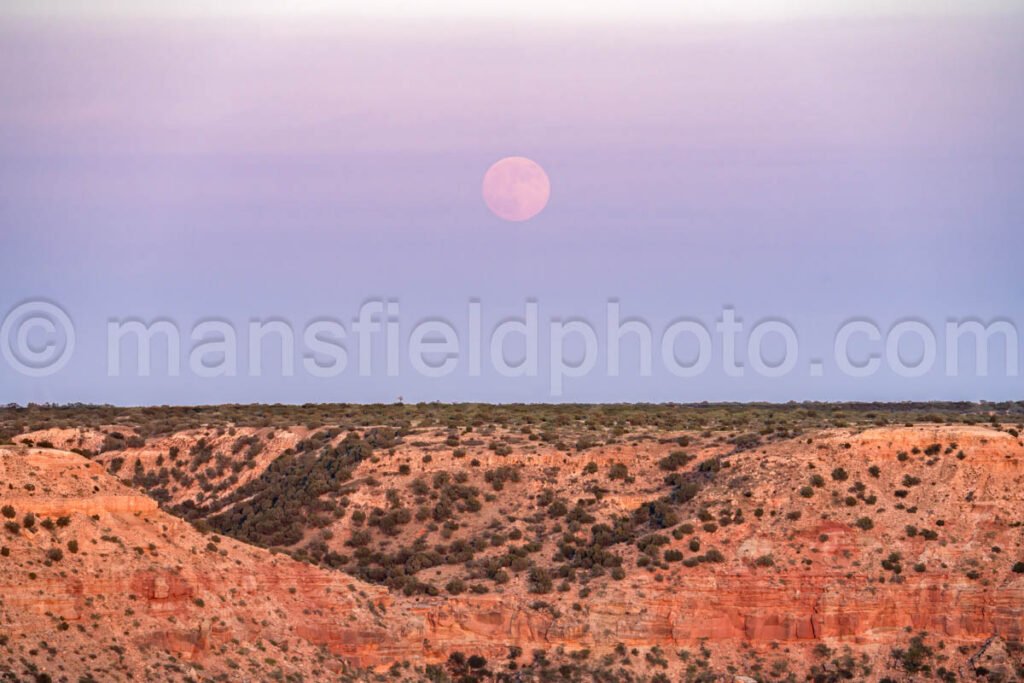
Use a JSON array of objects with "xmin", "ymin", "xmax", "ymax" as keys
[{"xmin": 0, "ymin": 1, "xmax": 1022, "ymax": 405}]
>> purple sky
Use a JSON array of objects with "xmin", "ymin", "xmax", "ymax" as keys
[{"xmin": 1, "ymin": 8, "xmax": 1022, "ymax": 404}]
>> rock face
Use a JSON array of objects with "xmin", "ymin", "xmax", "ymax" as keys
[
  {"xmin": 372, "ymin": 571, "xmax": 1022, "ymax": 658},
  {"xmin": 2, "ymin": 421, "xmax": 1024, "ymax": 681},
  {"xmin": 3, "ymin": 493, "xmax": 158, "ymax": 517}
]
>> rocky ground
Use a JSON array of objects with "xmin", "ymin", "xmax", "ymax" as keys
[{"xmin": 1, "ymin": 403, "xmax": 1023, "ymax": 681}]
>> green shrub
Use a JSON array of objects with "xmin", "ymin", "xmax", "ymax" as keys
[
  {"xmin": 658, "ymin": 451, "xmax": 694, "ymax": 472},
  {"xmin": 528, "ymin": 567, "xmax": 552, "ymax": 594},
  {"xmin": 892, "ymin": 635, "xmax": 933, "ymax": 674},
  {"xmin": 608, "ymin": 463, "xmax": 630, "ymax": 481},
  {"xmin": 703, "ymin": 548, "xmax": 725, "ymax": 563},
  {"xmin": 855, "ymin": 517, "xmax": 874, "ymax": 531}
]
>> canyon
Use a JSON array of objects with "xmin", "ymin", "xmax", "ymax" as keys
[{"xmin": 1, "ymin": 403, "xmax": 1022, "ymax": 681}]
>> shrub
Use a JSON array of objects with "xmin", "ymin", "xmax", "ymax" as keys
[
  {"xmin": 1012, "ymin": 562, "xmax": 1024, "ymax": 574},
  {"xmin": 528, "ymin": 567, "xmax": 552, "ymax": 594},
  {"xmin": 831, "ymin": 467, "xmax": 849, "ymax": 482},
  {"xmin": 484, "ymin": 466, "xmax": 520, "ymax": 491},
  {"xmin": 658, "ymin": 451, "xmax": 694, "ymax": 472},
  {"xmin": 46, "ymin": 548, "xmax": 64, "ymax": 562},
  {"xmin": 703, "ymin": 548, "xmax": 725, "ymax": 563},
  {"xmin": 633, "ymin": 500, "xmax": 678, "ymax": 529},
  {"xmin": 697, "ymin": 457, "xmax": 722, "ymax": 474},
  {"xmin": 347, "ymin": 530, "xmax": 371, "ymax": 547},
  {"xmin": 608, "ymin": 463, "xmax": 630, "ymax": 481},
  {"xmin": 799, "ymin": 486, "xmax": 814, "ymax": 498},
  {"xmin": 1, "ymin": 506, "xmax": 14, "ymax": 519},
  {"xmin": 892, "ymin": 635, "xmax": 933, "ymax": 674},
  {"xmin": 855, "ymin": 517, "xmax": 874, "ymax": 531}
]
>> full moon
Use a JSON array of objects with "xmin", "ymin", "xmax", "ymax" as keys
[{"xmin": 481, "ymin": 156, "xmax": 550, "ymax": 222}]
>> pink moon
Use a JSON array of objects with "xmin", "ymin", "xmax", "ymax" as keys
[{"xmin": 481, "ymin": 156, "xmax": 551, "ymax": 222}]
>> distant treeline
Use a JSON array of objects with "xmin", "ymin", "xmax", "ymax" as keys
[{"xmin": 2, "ymin": 400, "xmax": 1021, "ymax": 444}]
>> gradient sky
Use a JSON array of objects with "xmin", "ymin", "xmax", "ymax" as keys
[{"xmin": 1, "ymin": 1, "xmax": 1022, "ymax": 405}]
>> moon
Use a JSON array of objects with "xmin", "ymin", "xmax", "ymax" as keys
[{"xmin": 481, "ymin": 156, "xmax": 550, "ymax": 222}]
